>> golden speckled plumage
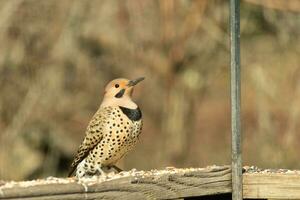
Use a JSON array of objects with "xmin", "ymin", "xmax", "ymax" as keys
[{"xmin": 68, "ymin": 77, "xmax": 144, "ymax": 178}]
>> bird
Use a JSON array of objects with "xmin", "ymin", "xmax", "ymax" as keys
[{"xmin": 68, "ymin": 77, "xmax": 144, "ymax": 178}]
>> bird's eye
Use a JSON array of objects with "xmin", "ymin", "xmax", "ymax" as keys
[{"xmin": 115, "ymin": 84, "xmax": 119, "ymax": 88}]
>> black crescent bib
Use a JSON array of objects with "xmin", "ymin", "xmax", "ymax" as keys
[{"xmin": 119, "ymin": 106, "xmax": 142, "ymax": 121}]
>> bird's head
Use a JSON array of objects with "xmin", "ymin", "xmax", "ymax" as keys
[{"xmin": 101, "ymin": 77, "xmax": 145, "ymax": 108}]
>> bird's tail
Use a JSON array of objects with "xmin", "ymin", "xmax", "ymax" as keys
[{"xmin": 68, "ymin": 165, "xmax": 76, "ymax": 177}]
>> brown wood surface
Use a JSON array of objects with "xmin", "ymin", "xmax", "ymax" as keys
[
  {"xmin": 0, "ymin": 166, "xmax": 232, "ymax": 200},
  {"xmin": 244, "ymin": 172, "xmax": 300, "ymax": 199},
  {"xmin": 2, "ymin": 166, "xmax": 300, "ymax": 200}
]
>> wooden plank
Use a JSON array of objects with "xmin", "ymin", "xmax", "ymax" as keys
[
  {"xmin": 3, "ymin": 167, "xmax": 300, "ymax": 200},
  {"xmin": 0, "ymin": 166, "xmax": 231, "ymax": 200},
  {"xmin": 243, "ymin": 172, "xmax": 300, "ymax": 199}
]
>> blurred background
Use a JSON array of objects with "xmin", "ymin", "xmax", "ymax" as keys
[{"xmin": 0, "ymin": 0, "xmax": 299, "ymax": 181}]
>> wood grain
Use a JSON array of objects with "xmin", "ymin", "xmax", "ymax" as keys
[
  {"xmin": 243, "ymin": 173, "xmax": 300, "ymax": 199},
  {"xmin": 0, "ymin": 166, "xmax": 232, "ymax": 200},
  {"xmin": 3, "ymin": 166, "xmax": 300, "ymax": 200}
]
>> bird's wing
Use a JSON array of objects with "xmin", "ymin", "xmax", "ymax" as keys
[{"xmin": 68, "ymin": 107, "xmax": 112, "ymax": 177}]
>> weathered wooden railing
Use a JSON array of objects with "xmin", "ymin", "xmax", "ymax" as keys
[{"xmin": 1, "ymin": 166, "xmax": 300, "ymax": 200}]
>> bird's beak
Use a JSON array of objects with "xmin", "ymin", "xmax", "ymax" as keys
[{"xmin": 127, "ymin": 77, "xmax": 145, "ymax": 87}]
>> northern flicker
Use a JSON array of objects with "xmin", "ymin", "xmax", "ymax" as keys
[{"xmin": 68, "ymin": 77, "xmax": 144, "ymax": 178}]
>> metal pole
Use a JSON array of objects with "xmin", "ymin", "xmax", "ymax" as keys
[{"xmin": 230, "ymin": 0, "xmax": 242, "ymax": 200}]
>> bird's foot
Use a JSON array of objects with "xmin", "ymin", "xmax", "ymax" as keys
[{"xmin": 96, "ymin": 166, "xmax": 107, "ymax": 177}]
